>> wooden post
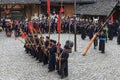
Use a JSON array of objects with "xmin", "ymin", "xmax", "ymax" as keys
[
  {"xmin": 58, "ymin": 0, "xmax": 63, "ymax": 72},
  {"xmin": 74, "ymin": 0, "xmax": 77, "ymax": 52}
]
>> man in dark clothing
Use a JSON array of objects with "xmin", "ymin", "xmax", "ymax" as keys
[
  {"xmin": 99, "ymin": 30, "xmax": 107, "ymax": 53},
  {"xmin": 24, "ymin": 39, "xmax": 30, "ymax": 54},
  {"xmin": 56, "ymin": 43, "xmax": 63, "ymax": 75},
  {"xmin": 57, "ymin": 45, "xmax": 69, "ymax": 79},
  {"xmin": 114, "ymin": 20, "xmax": 119, "ymax": 36},
  {"xmin": 93, "ymin": 24, "xmax": 100, "ymax": 49},
  {"xmin": 108, "ymin": 22, "xmax": 114, "ymax": 40},
  {"xmin": 88, "ymin": 25, "xmax": 94, "ymax": 40},
  {"xmin": 34, "ymin": 34, "xmax": 40, "ymax": 60},
  {"xmin": 38, "ymin": 37, "xmax": 44, "ymax": 62},
  {"xmin": 48, "ymin": 40, "xmax": 57, "ymax": 72},
  {"xmin": 81, "ymin": 24, "xmax": 86, "ymax": 40},
  {"xmin": 42, "ymin": 36, "xmax": 49, "ymax": 65},
  {"xmin": 117, "ymin": 26, "xmax": 120, "ymax": 45}
]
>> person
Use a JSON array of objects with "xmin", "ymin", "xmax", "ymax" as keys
[
  {"xmin": 108, "ymin": 22, "xmax": 114, "ymax": 40},
  {"xmin": 14, "ymin": 20, "xmax": 19, "ymax": 37},
  {"xmin": 42, "ymin": 36, "xmax": 49, "ymax": 65},
  {"xmin": 87, "ymin": 24, "xmax": 94, "ymax": 40},
  {"xmin": 93, "ymin": 24, "xmax": 99, "ymax": 49},
  {"xmin": 34, "ymin": 34, "xmax": 40, "ymax": 60},
  {"xmin": 38, "ymin": 36, "xmax": 44, "ymax": 63},
  {"xmin": 57, "ymin": 45, "xmax": 69, "ymax": 79},
  {"xmin": 81, "ymin": 24, "xmax": 87, "ymax": 40},
  {"xmin": 117, "ymin": 26, "xmax": 120, "ymax": 45},
  {"xmin": 56, "ymin": 43, "xmax": 63, "ymax": 75},
  {"xmin": 104, "ymin": 25, "xmax": 108, "ymax": 42},
  {"xmin": 48, "ymin": 40, "xmax": 57, "ymax": 72},
  {"xmin": 99, "ymin": 30, "xmax": 107, "ymax": 53},
  {"xmin": 24, "ymin": 39, "xmax": 29, "ymax": 54}
]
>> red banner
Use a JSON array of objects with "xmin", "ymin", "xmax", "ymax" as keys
[
  {"xmin": 60, "ymin": 7, "xmax": 64, "ymax": 13},
  {"xmin": 28, "ymin": 21, "xmax": 33, "ymax": 33},
  {"xmin": 57, "ymin": 13, "xmax": 61, "ymax": 33},
  {"xmin": 110, "ymin": 15, "xmax": 114, "ymax": 24},
  {"xmin": 47, "ymin": 0, "xmax": 50, "ymax": 15}
]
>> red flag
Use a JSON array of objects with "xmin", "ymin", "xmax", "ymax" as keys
[
  {"xmin": 110, "ymin": 14, "xmax": 114, "ymax": 23},
  {"xmin": 47, "ymin": 0, "xmax": 50, "ymax": 15},
  {"xmin": 57, "ymin": 13, "xmax": 61, "ymax": 33},
  {"xmin": 60, "ymin": 7, "xmax": 64, "ymax": 13},
  {"xmin": 28, "ymin": 21, "xmax": 33, "ymax": 33},
  {"xmin": 22, "ymin": 32, "xmax": 27, "ymax": 39}
]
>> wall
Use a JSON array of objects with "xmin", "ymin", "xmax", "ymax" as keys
[{"xmin": 64, "ymin": 4, "xmax": 74, "ymax": 17}]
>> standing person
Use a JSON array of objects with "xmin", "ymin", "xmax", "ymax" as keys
[
  {"xmin": 99, "ymin": 30, "xmax": 107, "ymax": 53},
  {"xmin": 38, "ymin": 36, "xmax": 44, "ymax": 63},
  {"xmin": 42, "ymin": 36, "xmax": 49, "ymax": 65},
  {"xmin": 117, "ymin": 26, "xmax": 120, "ymax": 45},
  {"xmin": 48, "ymin": 40, "xmax": 57, "ymax": 72},
  {"xmin": 88, "ymin": 24, "xmax": 94, "ymax": 40},
  {"xmin": 57, "ymin": 45, "xmax": 69, "ymax": 79},
  {"xmin": 34, "ymin": 34, "xmax": 40, "ymax": 60},
  {"xmin": 14, "ymin": 20, "xmax": 19, "ymax": 37},
  {"xmin": 114, "ymin": 20, "xmax": 119, "ymax": 36},
  {"xmin": 93, "ymin": 23, "xmax": 99, "ymax": 49},
  {"xmin": 108, "ymin": 22, "xmax": 114, "ymax": 40},
  {"xmin": 81, "ymin": 23, "xmax": 86, "ymax": 40},
  {"xmin": 56, "ymin": 43, "xmax": 63, "ymax": 75},
  {"xmin": 24, "ymin": 21, "xmax": 28, "ymax": 33},
  {"xmin": 104, "ymin": 25, "xmax": 108, "ymax": 42}
]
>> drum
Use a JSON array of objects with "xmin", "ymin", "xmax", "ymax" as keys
[{"xmin": 65, "ymin": 40, "xmax": 73, "ymax": 53}]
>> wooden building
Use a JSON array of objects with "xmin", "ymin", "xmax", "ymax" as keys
[{"xmin": 0, "ymin": 0, "xmax": 95, "ymax": 21}]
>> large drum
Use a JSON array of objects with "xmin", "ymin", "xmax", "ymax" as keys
[{"xmin": 65, "ymin": 40, "xmax": 73, "ymax": 53}]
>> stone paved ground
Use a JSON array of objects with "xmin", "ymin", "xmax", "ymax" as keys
[{"xmin": 0, "ymin": 31, "xmax": 120, "ymax": 80}]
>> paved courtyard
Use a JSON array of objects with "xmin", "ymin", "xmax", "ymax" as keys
[{"xmin": 0, "ymin": 31, "xmax": 120, "ymax": 80}]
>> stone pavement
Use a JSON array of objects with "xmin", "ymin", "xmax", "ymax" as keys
[{"xmin": 0, "ymin": 31, "xmax": 120, "ymax": 80}]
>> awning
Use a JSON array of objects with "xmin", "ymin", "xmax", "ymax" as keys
[{"xmin": 76, "ymin": 1, "xmax": 117, "ymax": 16}]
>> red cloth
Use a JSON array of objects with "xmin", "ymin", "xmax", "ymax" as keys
[
  {"xmin": 57, "ymin": 12, "xmax": 61, "ymax": 33},
  {"xmin": 28, "ymin": 22, "xmax": 33, "ymax": 33},
  {"xmin": 60, "ymin": 7, "xmax": 64, "ymax": 13},
  {"xmin": 22, "ymin": 32, "xmax": 27, "ymax": 39},
  {"xmin": 110, "ymin": 15, "xmax": 114, "ymax": 23},
  {"xmin": 47, "ymin": 0, "xmax": 50, "ymax": 15}
]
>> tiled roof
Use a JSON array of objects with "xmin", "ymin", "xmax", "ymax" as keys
[{"xmin": 76, "ymin": 0, "xmax": 118, "ymax": 16}]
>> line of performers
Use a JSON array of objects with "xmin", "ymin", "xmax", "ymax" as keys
[{"xmin": 24, "ymin": 35, "xmax": 69, "ymax": 79}]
